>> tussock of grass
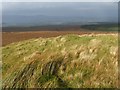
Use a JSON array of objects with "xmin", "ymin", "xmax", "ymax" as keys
[{"xmin": 2, "ymin": 34, "xmax": 118, "ymax": 88}]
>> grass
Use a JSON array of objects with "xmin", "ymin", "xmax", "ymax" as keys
[{"xmin": 2, "ymin": 34, "xmax": 118, "ymax": 88}]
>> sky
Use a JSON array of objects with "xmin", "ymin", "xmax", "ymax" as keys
[
  {"xmin": 2, "ymin": 2, "xmax": 118, "ymax": 26},
  {"xmin": 1, "ymin": 0, "xmax": 120, "ymax": 2}
]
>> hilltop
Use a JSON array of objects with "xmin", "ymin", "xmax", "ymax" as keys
[{"xmin": 2, "ymin": 34, "xmax": 118, "ymax": 88}]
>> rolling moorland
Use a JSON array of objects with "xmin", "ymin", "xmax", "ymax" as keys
[
  {"xmin": 2, "ymin": 23, "xmax": 118, "ymax": 46},
  {"xmin": 2, "ymin": 24, "xmax": 119, "ymax": 88}
]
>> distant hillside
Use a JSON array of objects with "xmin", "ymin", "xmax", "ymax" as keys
[
  {"xmin": 81, "ymin": 23, "xmax": 119, "ymax": 32},
  {"xmin": 2, "ymin": 34, "xmax": 118, "ymax": 88}
]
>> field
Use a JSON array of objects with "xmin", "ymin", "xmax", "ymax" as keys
[{"xmin": 2, "ymin": 25, "xmax": 119, "ymax": 88}]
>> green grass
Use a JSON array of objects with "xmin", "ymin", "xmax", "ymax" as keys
[{"xmin": 2, "ymin": 34, "xmax": 118, "ymax": 88}]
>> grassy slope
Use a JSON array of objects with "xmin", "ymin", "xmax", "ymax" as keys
[{"xmin": 2, "ymin": 34, "xmax": 118, "ymax": 88}]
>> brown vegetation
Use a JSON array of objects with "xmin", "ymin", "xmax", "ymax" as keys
[{"xmin": 2, "ymin": 30, "xmax": 117, "ymax": 46}]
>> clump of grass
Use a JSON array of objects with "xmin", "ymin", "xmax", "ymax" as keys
[{"xmin": 2, "ymin": 34, "xmax": 118, "ymax": 88}]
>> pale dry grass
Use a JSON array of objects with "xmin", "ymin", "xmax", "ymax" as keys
[{"xmin": 2, "ymin": 34, "xmax": 118, "ymax": 88}]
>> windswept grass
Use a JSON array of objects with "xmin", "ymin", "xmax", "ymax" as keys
[{"xmin": 2, "ymin": 34, "xmax": 118, "ymax": 88}]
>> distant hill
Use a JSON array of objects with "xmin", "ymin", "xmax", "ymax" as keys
[
  {"xmin": 2, "ymin": 13, "xmax": 117, "ymax": 27},
  {"xmin": 80, "ymin": 23, "xmax": 119, "ymax": 32}
]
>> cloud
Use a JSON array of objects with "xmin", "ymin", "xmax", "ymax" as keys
[
  {"xmin": 2, "ymin": 0, "xmax": 119, "ymax": 2},
  {"xmin": 2, "ymin": 2, "xmax": 117, "ymax": 17}
]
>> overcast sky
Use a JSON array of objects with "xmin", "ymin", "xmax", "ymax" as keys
[
  {"xmin": 2, "ymin": 2, "xmax": 118, "ymax": 26},
  {"xmin": 1, "ymin": 0, "xmax": 119, "ymax": 2},
  {"xmin": 3, "ymin": 2, "xmax": 118, "ymax": 16}
]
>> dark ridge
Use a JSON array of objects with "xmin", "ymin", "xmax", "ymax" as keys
[
  {"xmin": 2, "ymin": 25, "xmax": 83, "ymax": 32},
  {"xmin": 2, "ymin": 23, "xmax": 119, "ymax": 32}
]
